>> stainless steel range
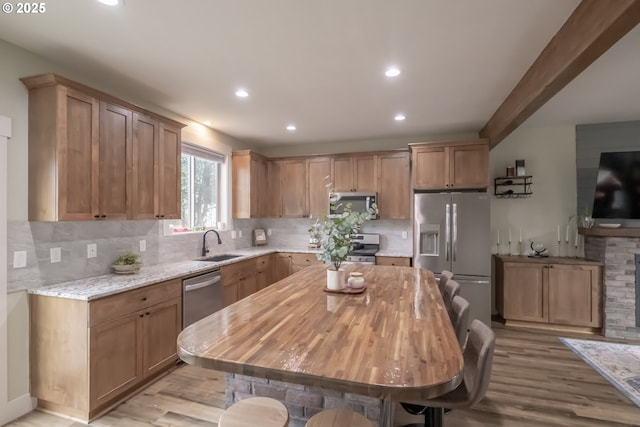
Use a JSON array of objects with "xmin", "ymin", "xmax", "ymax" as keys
[{"xmin": 345, "ymin": 233, "xmax": 380, "ymax": 265}]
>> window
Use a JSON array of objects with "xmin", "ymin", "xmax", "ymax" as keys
[{"xmin": 168, "ymin": 143, "xmax": 225, "ymax": 234}]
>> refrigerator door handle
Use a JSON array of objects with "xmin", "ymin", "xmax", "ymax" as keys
[
  {"xmin": 453, "ymin": 203, "xmax": 458, "ymax": 261},
  {"xmin": 445, "ymin": 203, "xmax": 450, "ymax": 261}
]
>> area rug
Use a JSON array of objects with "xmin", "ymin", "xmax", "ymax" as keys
[{"xmin": 560, "ymin": 337, "xmax": 640, "ymax": 408}]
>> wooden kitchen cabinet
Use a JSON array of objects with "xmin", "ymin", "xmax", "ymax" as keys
[
  {"xmin": 410, "ymin": 140, "xmax": 489, "ymax": 190},
  {"xmin": 256, "ymin": 254, "xmax": 274, "ymax": 290},
  {"xmin": 375, "ymin": 256, "xmax": 411, "ymax": 267},
  {"xmin": 22, "ymin": 73, "xmax": 184, "ymax": 222},
  {"xmin": 267, "ymin": 160, "xmax": 283, "ymax": 217},
  {"xmin": 376, "ymin": 151, "xmax": 410, "ymax": 219},
  {"xmin": 307, "ymin": 157, "xmax": 332, "ymax": 219},
  {"xmin": 495, "ymin": 256, "xmax": 602, "ymax": 332},
  {"xmin": 232, "ymin": 151, "xmax": 269, "ymax": 218},
  {"xmin": 281, "ymin": 159, "xmax": 308, "ymax": 217},
  {"xmin": 221, "ymin": 258, "xmax": 258, "ymax": 305},
  {"xmin": 30, "ymin": 279, "xmax": 182, "ymax": 422},
  {"xmin": 331, "ymin": 154, "xmax": 376, "ymax": 192},
  {"xmin": 274, "ymin": 253, "xmax": 293, "ymax": 282},
  {"xmin": 290, "ymin": 252, "xmax": 323, "ymax": 273}
]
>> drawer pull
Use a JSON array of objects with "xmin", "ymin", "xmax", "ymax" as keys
[
  {"xmin": 139, "ymin": 314, "xmax": 144, "ymax": 318},
  {"xmin": 145, "ymin": 312, "xmax": 150, "ymax": 316},
  {"xmin": 141, "ymin": 297, "xmax": 147, "ymax": 301}
]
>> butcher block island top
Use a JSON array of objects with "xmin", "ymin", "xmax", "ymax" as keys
[{"xmin": 177, "ymin": 264, "xmax": 463, "ymax": 401}]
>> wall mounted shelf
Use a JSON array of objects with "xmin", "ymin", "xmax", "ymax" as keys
[{"xmin": 494, "ymin": 176, "xmax": 532, "ymax": 198}]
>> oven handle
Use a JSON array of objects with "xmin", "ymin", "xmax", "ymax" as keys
[{"xmin": 184, "ymin": 276, "xmax": 221, "ymax": 292}]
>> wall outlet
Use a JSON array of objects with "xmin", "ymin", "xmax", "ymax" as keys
[
  {"xmin": 231, "ymin": 230, "xmax": 237, "ymax": 239},
  {"xmin": 402, "ymin": 231, "xmax": 408, "ymax": 239},
  {"xmin": 139, "ymin": 239, "xmax": 146, "ymax": 252},
  {"xmin": 13, "ymin": 251, "xmax": 26, "ymax": 268},
  {"xmin": 50, "ymin": 247, "xmax": 61, "ymax": 263},
  {"xmin": 87, "ymin": 243, "xmax": 97, "ymax": 259},
  {"xmin": 267, "ymin": 228, "xmax": 272, "ymax": 236}
]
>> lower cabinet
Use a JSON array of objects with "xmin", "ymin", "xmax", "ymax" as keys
[
  {"xmin": 291, "ymin": 252, "xmax": 323, "ymax": 273},
  {"xmin": 30, "ymin": 279, "xmax": 182, "ymax": 422},
  {"xmin": 495, "ymin": 256, "xmax": 602, "ymax": 331},
  {"xmin": 221, "ymin": 258, "xmax": 257, "ymax": 306}
]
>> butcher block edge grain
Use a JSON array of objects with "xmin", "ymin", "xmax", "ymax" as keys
[{"xmin": 178, "ymin": 264, "xmax": 463, "ymax": 401}]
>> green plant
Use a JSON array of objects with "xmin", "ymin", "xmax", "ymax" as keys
[
  {"xmin": 114, "ymin": 251, "xmax": 141, "ymax": 266},
  {"xmin": 315, "ymin": 193, "xmax": 377, "ymax": 271}
]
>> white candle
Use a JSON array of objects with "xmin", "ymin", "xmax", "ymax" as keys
[
  {"xmin": 575, "ymin": 229, "xmax": 579, "ymax": 247},
  {"xmin": 519, "ymin": 228, "xmax": 522, "ymax": 243},
  {"xmin": 565, "ymin": 225, "xmax": 570, "ymax": 242},
  {"xmin": 557, "ymin": 224, "xmax": 560, "ymax": 241},
  {"xmin": 509, "ymin": 227, "xmax": 512, "ymax": 242},
  {"xmin": 497, "ymin": 229, "xmax": 500, "ymax": 244}
]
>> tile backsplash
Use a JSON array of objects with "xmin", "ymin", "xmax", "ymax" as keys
[{"xmin": 7, "ymin": 218, "xmax": 411, "ymax": 293}]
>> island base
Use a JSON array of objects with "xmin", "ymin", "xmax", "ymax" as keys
[{"xmin": 225, "ymin": 373, "xmax": 386, "ymax": 426}]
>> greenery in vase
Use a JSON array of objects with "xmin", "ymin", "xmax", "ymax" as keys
[{"xmin": 315, "ymin": 193, "xmax": 377, "ymax": 271}]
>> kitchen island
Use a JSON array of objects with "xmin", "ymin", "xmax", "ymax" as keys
[{"xmin": 177, "ymin": 264, "xmax": 463, "ymax": 426}]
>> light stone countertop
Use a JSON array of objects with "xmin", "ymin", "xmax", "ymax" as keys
[{"xmin": 29, "ymin": 246, "xmax": 322, "ymax": 301}]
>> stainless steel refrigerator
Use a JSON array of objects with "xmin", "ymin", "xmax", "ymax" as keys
[{"xmin": 413, "ymin": 191, "xmax": 491, "ymax": 326}]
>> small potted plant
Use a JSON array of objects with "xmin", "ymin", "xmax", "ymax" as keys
[
  {"xmin": 579, "ymin": 206, "xmax": 594, "ymax": 228},
  {"xmin": 112, "ymin": 251, "xmax": 141, "ymax": 274},
  {"xmin": 316, "ymin": 193, "xmax": 377, "ymax": 290}
]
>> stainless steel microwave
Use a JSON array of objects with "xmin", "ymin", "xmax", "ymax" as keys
[{"xmin": 329, "ymin": 192, "xmax": 378, "ymax": 219}]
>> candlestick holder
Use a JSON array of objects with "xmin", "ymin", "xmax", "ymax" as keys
[
  {"xmin": 507, "ymin": 240, "xmax": 512, "ymax": 255},
  {"xmin": 556, "ymin": 240, "xmax": 561, "ymax": 257},
  {"xmin": 496, "ymin": 242, "xmax": 501, "ymax": 255},
  {"xmin": 574, "ymin": 244, "xmax": 579, "ymax": 258}
]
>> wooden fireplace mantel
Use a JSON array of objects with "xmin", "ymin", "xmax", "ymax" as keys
[{"xmin": 579, "ymin": 227, "xmax": 640, "ymax": 238}]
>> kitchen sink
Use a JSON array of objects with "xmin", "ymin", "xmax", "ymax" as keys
[{"xmin": 196, "ymin": 254, "xmax": 242, "ymax": 262}]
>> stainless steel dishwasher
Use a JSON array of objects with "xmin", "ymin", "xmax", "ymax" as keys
[{"xmin": 182, "ymin": 269, "xmax": 223, "ymax": 328}]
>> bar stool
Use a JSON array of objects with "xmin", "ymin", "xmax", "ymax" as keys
[
  {"xmin": 306, "ymin": 408, "xmax": 372, "ymax": 427},
  {"xmin": 219, "ymin": 397, "xmax": 289, "ymax": 427}
]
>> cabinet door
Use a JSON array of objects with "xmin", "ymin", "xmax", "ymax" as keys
[
  {"xmin": 158, "ymin": 123, "xmax": 181, "ymax": 219},
  {"xmin": 548, "ymin": 265, "xmax": 602, "ymax": 327},
  {"xmin": 142, "ymin": 297, "xmax": 182, "ymax": 378},
  {"xmin": 239, "ymin": 275, "xmax": 258, "ymax": 300},
  {"xmin": 99, "ymin": 101, "xmax": 132, "ymax": 220},
  {"xmin": 256, "ymin": 255, "xmax": 274, "ymax": 290},
  {"xmin": 412, "ymin": 146, "xmax": 447, "ymax": 190},
  {"xmin": 58, "ymin": 88, "xmax": 100, "ymax": 221},
  {"xmin": 449, "ymin": 144, "xmax": 489, "ymax": 189},
  {"xmin": 274, "ymin": 253, "xmax": 293, "ymax": 282},
  {"xmin": 254, "ymin": 157, "xmax": 269, "ymax": 217},
  {"xmin": 502, "ymin": 263, "xmax": 547, "ymax": 322},
  {"xmin": 223, "ymin": 282, "xmax": 239, "ymax": 307},
  {"xmin": 131, "ymin": 112, "xmax": 159, "ymax": 220},
  {"xmin": 282, "ymin": 160, "xmax": 307, "ymax": 217},
  {"xmin": 353, "ymin": 155, "xmax": 376, "ymax": 192},
  {"xmin": 307, "ymin": 157, "xmax": 331, "ymax": 219},
  {"xmin": 377, "ymin": 152, "xmax": 410, "ymax": 219},
  {"xmin": 331, "ymin": 156, "xmax": 354, "ymax": 191},
  {"xmin": 267, "ymin": 161, "xmax": 283, "ymax": 218},
  {"xmin": 89, "ymin": 313, "xmax": 142, "ymax": 409}
]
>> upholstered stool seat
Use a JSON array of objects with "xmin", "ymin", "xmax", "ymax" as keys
[
  {"xmin": 305, "ymin": 408, "xmax": 372, "ymax": 427},
  {"xmin": 219, "ymin": 397, "xmax": 289, "ymax": 427}
]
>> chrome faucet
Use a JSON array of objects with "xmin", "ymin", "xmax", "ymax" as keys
[{"xmin": 201, "ymin": 229, "xmax": 222, "ymax": 256}]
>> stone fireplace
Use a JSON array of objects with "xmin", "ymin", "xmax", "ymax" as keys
[{"xmin": 584, "ymin": 229, "xmax": 640, "ymax": 340}]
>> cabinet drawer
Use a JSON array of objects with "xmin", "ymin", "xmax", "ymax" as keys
[
  {"xmin": 375, "ymin": 256, "xmax": 411, "ymax": 267},
  {"xmin": 290, "ymin": 253, "xmax": 321, "ymax": 267},
  {"xmin": 89, "ymin": 279, "xmax": 181, "ymax": 327},
  {"xmin": 221, "ymin": 259, "xmax": 254, "ymax": 283},
  {"xmin": 255, "ymin": 255, "xmax": 271, "ymax": 272}
]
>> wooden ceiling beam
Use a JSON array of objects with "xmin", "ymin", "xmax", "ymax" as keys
[{"xmin": 480, "ymin": 0, "xmax": 640, "ymax": 149}]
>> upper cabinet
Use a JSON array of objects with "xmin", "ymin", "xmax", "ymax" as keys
[
  {"xmin": 307, "ymin": 157, "xmax": 332, "ymax": 219},
  {"xmin": 281, "ymin": 159, "xmax": 308, "ymax": 218},
  {"xmin": 377, "ymin": 151, "xmax": 410, "ymax": 219},
  {"xmin": 331, "ymin": 154, "xmax": 376, "ymax": 192},
  {"xmin": 410, "ymin": 139, "xmax": 489, "ymax": 190},
  {"xmin": 232, "ymin": 151, "xmax": 269, "ymax": 218},
  {"xmin": 22, "ymin": 74, "xmax": 185, "ymax": 221}
]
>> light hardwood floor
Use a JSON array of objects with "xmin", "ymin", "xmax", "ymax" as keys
[{"xmin": 5, "ymin": 324, "xmax": 640, "ymax": 427}]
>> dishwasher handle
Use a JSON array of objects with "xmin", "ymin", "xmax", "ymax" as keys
[{"xmin": 184, "ymin": 276, "xmax": 221, "ymax": 292}]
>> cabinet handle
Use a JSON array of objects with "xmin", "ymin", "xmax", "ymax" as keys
[
  {"xmin": 155, "ymin": 215, "xmax": 160, "ymax": 218},
  {"xmin": 100, "ymin": 215, "xmax": 106, "ymax": 218},
  {"xmin": 160, "ymin": 214, "xmax": 165, "ymax": 218},
  {"xmin": 94, "ymin": 215, "xmax": 100, "ymax": 219},
  {"xmin": 139, "ymin": 314, "xmax": 144, "ymax": 318},
  {"xmin": 145, "ymin": 312, "xmax": 150, "ymax": 316},
  {"xmin": 549, "ymin": 265, "xmax": 554, "ymax": 268},
  {"xmin": 141, "ymin": 297, "xmax": 147, "ymax": 301}
]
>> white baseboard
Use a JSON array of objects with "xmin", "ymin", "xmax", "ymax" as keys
[{"xmin": 0, "ymin": 394, "xmax": 36, "ymax": 425}]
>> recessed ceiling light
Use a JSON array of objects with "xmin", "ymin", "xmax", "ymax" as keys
[
  {"xmin": 235, "ymin": 89, "xmax": 249, "ymax": 98},
  {"xmin": 203, "ymin": 120, "xmax": 212, "ymax": 126},
  {"xmin": 97, "ymin": 0, "xmax": 119, "ymax": 5},
  {"xmin": 385, "ymin": 67, "xmax": 401, "ymax": 77},
  {"xmin": 286, "ymin": 124, "xmax": 296, "ymax": 131},
  {"xmin": 394, "ymin": 114, "xmax": 406, "ymax": 121}
]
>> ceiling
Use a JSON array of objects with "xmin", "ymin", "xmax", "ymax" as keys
[{"xmin": 0, "ymin": 0, "xmax": 638, "ymax": 146}]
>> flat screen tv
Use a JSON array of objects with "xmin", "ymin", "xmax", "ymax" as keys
[{"xmin": 592, "ymin": 150, "xmax": 640, "ymax": 219}]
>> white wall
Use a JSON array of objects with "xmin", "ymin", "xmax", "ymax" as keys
[{"xmin": 490, "ymin": 125, "xmax": 577, "ymax": 255}]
